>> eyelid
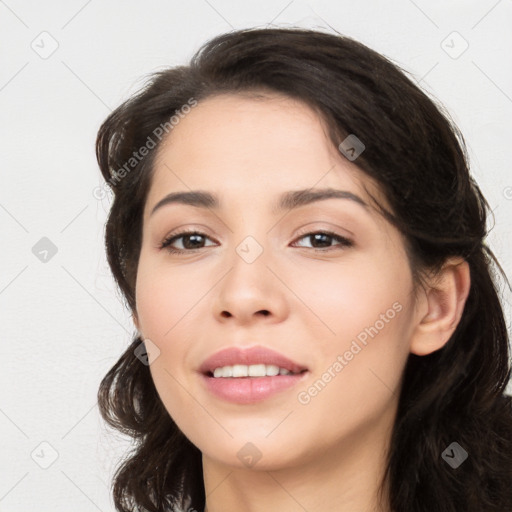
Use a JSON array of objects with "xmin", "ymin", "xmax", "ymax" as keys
[
  {"xmin": 292, "ymin": 222, "xmax": 354, "ymax": 241},
  {"xmin": 159, "ymin": 223, "xmax": 217, "ymax": 243}
]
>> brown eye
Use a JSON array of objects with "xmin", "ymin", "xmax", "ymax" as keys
[
  {"xmin": 160, "ymin": 231, "xmax": 216, "ymax": 253},
  {"xmin": 292, "ymin": 231, "xmax": 353, "ymax": 251}
]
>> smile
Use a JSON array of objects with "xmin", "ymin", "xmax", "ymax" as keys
[{"xmin": 211, "ymin": 364, "xmax": 301, "ymax": 378}]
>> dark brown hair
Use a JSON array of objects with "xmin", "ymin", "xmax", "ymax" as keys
[{"xmin": 96, "ymin": 27, "xmax": 512, "ymax": 511}]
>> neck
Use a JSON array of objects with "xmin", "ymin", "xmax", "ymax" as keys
[{"xmin": 202, "ymin": 417, "xmax": 394, "ymax": 512}]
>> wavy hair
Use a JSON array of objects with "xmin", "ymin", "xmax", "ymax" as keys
[{"xmin": 96, "ymin": 27, "xmax": 512, "ymax": 511}]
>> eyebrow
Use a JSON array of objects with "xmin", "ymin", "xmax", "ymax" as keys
[{"xmin": 150, "ymin": 187, "xmax": 369, "ymax": 217}]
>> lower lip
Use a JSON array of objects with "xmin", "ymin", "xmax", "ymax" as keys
[{"xmin": 201, "ymin": 372, "xmax": 308, "ymax": 404}]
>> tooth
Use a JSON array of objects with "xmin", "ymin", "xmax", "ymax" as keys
[
  {"xmin": 221, "ymin": 366, "xmax": 233, "ymax": 377},
  {"xmin": 232, "ymin": 364, "xmax": 248, "ymax": 377},
  {"xmin": 210, "ymin": 364, "xmax": 297, "ymax": 377},
  {"xmin": 266, "ymin": 364, "xmax": 280, "ymax": 376},
  {"xmin": 248, "ymin": 364, "xmax": 266, "ymax": 377}
]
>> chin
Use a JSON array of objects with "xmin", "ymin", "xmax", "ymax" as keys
[{"xmin": 197, "ymin": 431, "xmax": 308, "ymax": 471}]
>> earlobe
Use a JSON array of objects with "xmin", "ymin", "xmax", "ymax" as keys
[{"xmin": 409, "ymin": 258, "xmax": 471, "ymax": 356}]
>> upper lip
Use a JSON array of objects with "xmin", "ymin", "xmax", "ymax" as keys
[{"xmin": 199, "ymin": 346, "xmax": 309, "ymax": 375}]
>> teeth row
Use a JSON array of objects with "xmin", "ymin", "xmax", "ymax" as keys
[{"xmin": 212, "ymin": 364, "xmax": 293, "ymax": 378}]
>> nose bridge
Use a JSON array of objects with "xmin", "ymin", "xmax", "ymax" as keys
[
  {"xmin": 226, "ymin": 205, "xmax": 271, "ymax": 275},
  {"xmin": 213, "ymin": 227, "xmax": 287, "ymax": 323},
  {"xmin": 227, "ymin": 231, "xmax": 270, "ymax": 296}
]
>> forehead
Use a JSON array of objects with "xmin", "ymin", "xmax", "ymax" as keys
[{"xmin": 146, "ymin": 93, "xmax": 387, "ymax": 215}]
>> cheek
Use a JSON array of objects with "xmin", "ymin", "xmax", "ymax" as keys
[
  {"xmin": 295, "ymin": 253, "xmax": 414, "ymax": 397},
  {"xmin": 292, "ymin": 296, "xmax": 412, "ymax": 448},
  {"xmin": 134, "ymin": 255, "xmax": 214, "ymax": 389},
  {"xmin": 135, "ymin": 260, "xmax": 204, "ymax": 429},
  {"xmin": 291, "ymin": 252, "xmax": 408, "ymax": 337},
  {"xmin": 134, "ymin": 254, "xmax": 203, "ymax": 339}
]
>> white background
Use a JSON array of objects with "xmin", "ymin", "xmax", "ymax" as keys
[{"xmin": 1, "ymin": 0, "xmax": 511, "ymax": 510}]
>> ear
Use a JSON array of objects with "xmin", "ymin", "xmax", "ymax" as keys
[{"xmin": 409, "ymin": 257, "xmax": 471, "ymax": 356}]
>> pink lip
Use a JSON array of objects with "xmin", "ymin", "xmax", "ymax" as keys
[{"xmin": 198, "ymin": 346, "xmax": 309, "ymax": 404}]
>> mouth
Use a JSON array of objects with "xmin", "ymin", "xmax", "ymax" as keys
[
  {"xmin": 199, "ymin": 345, "xmax": 308, "ymax": 375},
  {"xmin": 206, "ymin": 364, "xmax": 308, "ymax": 378},
  {"xmin": 199, "ymin": 346, "xmax": 310, "ymax": 404}
]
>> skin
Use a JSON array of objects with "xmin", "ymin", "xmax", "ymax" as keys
[{"xmin": 132, "ymin": 93, "xmax": 471, "ymax": 512}]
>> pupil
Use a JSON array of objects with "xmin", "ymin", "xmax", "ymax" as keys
[
  {"xmin": 185, "ymin": 234, "xmax": 203, "ymax": 249},
  {"xmin": 312, "ymin": 233, "xmax": 330, "ymax": 247}
]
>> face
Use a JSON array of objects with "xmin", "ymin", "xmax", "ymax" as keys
[{"xmin": 133, "ymin": 93, "xmax": 420, "ymax": 471}]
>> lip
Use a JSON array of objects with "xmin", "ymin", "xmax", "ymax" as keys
[
  {"xmin": 198, "ymin": 345, "xmax": 309, "ymax": 404},
  {"xmin": 199, "ymin": 345, "xmax": 308, "ymax": 375}
]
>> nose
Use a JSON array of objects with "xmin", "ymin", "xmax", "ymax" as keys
[{"xmin": 212, "ymin": 239, "xmax": 289, "ymax": 326}]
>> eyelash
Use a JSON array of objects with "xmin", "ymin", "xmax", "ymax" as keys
[{"xmin": 159, "ymin": 229, "xmax": 354, "ymax": 254}]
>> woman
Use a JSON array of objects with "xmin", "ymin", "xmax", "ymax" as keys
[{"xmin": 96, "ymin": 27, "xmax": 512, "ymax": 511}]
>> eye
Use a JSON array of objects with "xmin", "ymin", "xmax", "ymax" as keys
[
  {"xmin": 291, "ymin": 230, "xmax": 353, "ymax": 252},
  {"xmin": 159, "ymin": 229, "xmax": 353, "ymax": 254},
  {"xmin": 160, "ymin": 230, "xmax": 217, "ymax": 253}
]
